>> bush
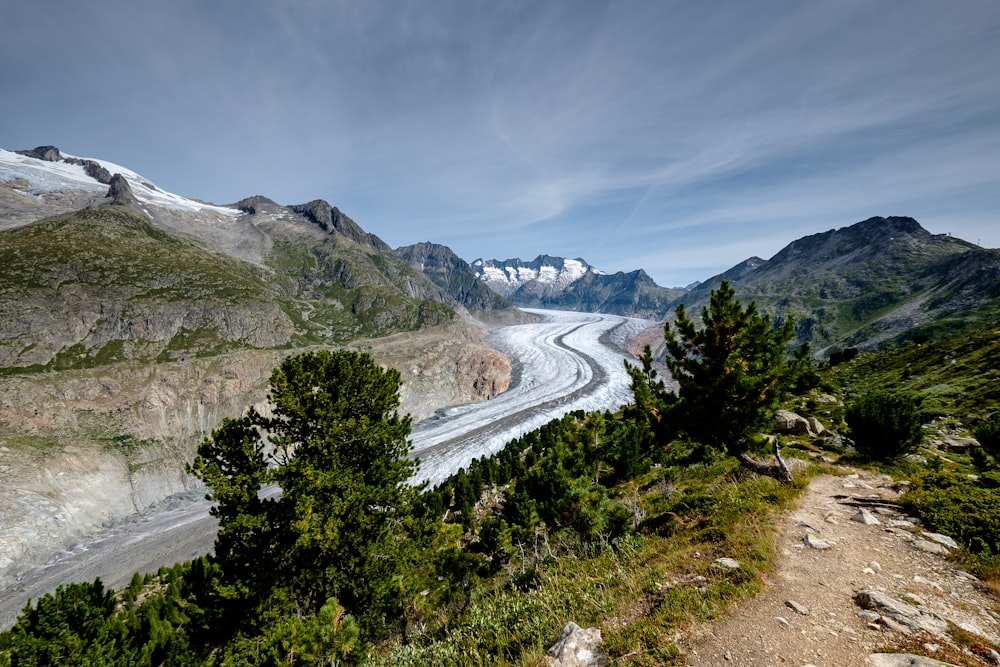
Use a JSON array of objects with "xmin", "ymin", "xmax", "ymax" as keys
[
  {"xmin": 972, "ymin": 413, "xmax": 1000, "ymax": 468},
  {"xmin": 845, "ymin": 390, "xmax": 923, "ymax": 461},
  {"xmin": 901, "ymin": 471, "xmax": 1000, "ymax": 578}
]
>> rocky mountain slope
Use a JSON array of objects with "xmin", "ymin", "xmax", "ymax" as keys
[
  {"xmin": 634, "ymin": 217, "xmax": 999, "ymax": 358},
  {"xmin": 395, "ymin": 242, "xmax": 533, "ymax": 324},
  {"xmin": 473, "ymin": 255, "xmax": 685, "ymax": 319},
  {"xmin": 0, "ymin": 146, "xmax": 516, "ymax": 582}
]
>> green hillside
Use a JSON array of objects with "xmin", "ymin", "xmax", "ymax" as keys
[
  {"xmin": 672, "ymin": 217, "xmax": 999, "ymax": 353},
  {"xmin": 0, "ymin": 204, "xmax": 454, "ymax": 373}
]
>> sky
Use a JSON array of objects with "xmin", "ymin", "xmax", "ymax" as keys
[{"xmin": 2, "ymin": 1, "xmax": 999, "ymax": 287}]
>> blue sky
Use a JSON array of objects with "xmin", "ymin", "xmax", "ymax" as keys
[{"xmin": 3, "ymin": 1, "xmax": 998, "ymax": 287}]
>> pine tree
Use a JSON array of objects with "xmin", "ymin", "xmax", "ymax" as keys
[
  {"xmin": 190, "ymin": 350, "xmax": 432, "ymax": 645},
  {"xmin": 642, "ymin": 280, "xmax": 802, "ymax": 480}
]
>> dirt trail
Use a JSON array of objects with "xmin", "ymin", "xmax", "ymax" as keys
[{"xmin": 682, "ymin": 471, "xmax": 1000, "ymax": 666}]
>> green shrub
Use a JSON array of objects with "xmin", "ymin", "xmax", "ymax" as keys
[
  {"xmin": 901, "ymin": 471, "xmax": 1000, "ymax": 578},
  {"xmin": 845, "ymin": 390, "xmax": 923, "ymax": 461},
  {"xmin": 972, "ymin": 413, "xmax": 1000, "ymax": 469}
]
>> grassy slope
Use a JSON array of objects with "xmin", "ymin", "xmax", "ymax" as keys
[
  {"xmin": 0, "ymin": 205, "xmax": 455, "ymax": 373},
  {"xmin": 0, "ymin": 205, "xmax": 292, "ymax": 371},
  {"xmin": 375, "ymin": 456, "xmax": 813, "ymax": 666},
  {"xmin": 671, "ymin": 219, "xmax": 998, "ymax": 353},
  {"xmin": 834, "ymin": 324, "xmax": 1000, "ymax": 419}
]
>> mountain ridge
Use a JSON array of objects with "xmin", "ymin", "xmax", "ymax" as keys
[
  {"xmin": 472, "ymin": 255, "xmax": 685, "ymax": 319},
  {"xmin": 657, "ymin": 216, "xmax": 998, "ymax": 354},
  {"xmin": 394, "ymin": 242, "xmax": 533, "ymax": 324},
  {"xmin": 0, "ymin": 146, "xmax": 521, "ymax": 580}
]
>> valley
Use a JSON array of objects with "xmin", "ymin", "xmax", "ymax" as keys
[{"xmin": 0, "ymin": 309, "xmax": 648, "ymax": 631}]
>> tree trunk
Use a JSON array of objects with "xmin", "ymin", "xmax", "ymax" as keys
[{"xmin": 736, "ymin": 440, "xmax": 793, "ymax": 482}]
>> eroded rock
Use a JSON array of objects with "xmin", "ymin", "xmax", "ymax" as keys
[{"xmin": 547, "ymin": 622, "xmax": 607, "ymax": 667}]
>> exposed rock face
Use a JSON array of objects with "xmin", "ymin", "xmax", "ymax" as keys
[
  {"xmin": 105, "ymin": 173, "xmax": 138, "ymax": 205},
  {"xmin": 289, "ymin": 199, "xmax": 392, "ymax": 251},
  {"xmin": 80, "ymin": 159, "xmax": 113, "ymax": 184},
  {"xmin": 0, "ymin": 317, "xmax": 512, "ymax": 588},
  {"xmin": 15, "ymin": 145, "xmax": 62, "ymax": 161},
  {"xmin": 458, "ymin": 348, "xmax": 511, "ymax": 400},
  {"xmin": 396, "ymin": 242, "xmax": 531, "ymax": 323},
  {"xmin": 546, "ymin": 622, "xmax": 607, "ymax": 667}
]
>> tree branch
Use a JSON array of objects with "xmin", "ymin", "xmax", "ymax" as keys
[{"xmin": 736, "ymin": 439, "xmax": 793, "ymax": 482}]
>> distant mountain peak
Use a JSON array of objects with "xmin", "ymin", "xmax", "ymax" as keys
[
  {"xmin": 472, "ymin": 255, "xmax": 684, "ymax": 318},
  {"xmin": 395, "ymin": 242, "xmax": 527, "ymax": 322},
  {"xmin": 231, "ymin": 195, "xmax": 282, "ymax": 215},
  {"xmin": 289, "ymin": 199, "xmax": 391, "ymax": 251},
  {"xmin": 472, "ymin": 256, "xmax": 603, "ymax": 298},
  {"xmin": 673, "ymin": 214, "xmax": 991, "ymax": 353}
]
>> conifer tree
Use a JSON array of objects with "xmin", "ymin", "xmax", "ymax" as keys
[
  {"xmin": 190, "ymin": 349, "xmax": 431, "ymax": 646},
  {"xmin": 635, "ymin": 280, "xmax": 801, "ymax": 480}
]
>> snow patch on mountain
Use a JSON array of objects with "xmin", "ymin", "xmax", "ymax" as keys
[
  {"xmin": 0, "ymin": 149, "xmax": 240, "ymax": 216},
  {"xmin": 472, "ymin": 256, "xmax": 604, "ymax": 297}
]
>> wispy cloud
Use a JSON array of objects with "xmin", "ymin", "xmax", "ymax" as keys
[{"xmin": 1, "ymin": 0, "xmax": 998, "ymax": 285}]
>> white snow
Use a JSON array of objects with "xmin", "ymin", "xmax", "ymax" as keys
[
  {"xmin": 561, "ymin": 258, "xmax": 589, "ymax": 282},
  {"xmin": 0, "ymin": 149, "xmax": 105, "ymax": 194},
  {"xmin": 475, "ymin": 257, "xmax": 604, "ymax": 294},
  {"xmin": 0, "ymin": 149, "xmax": 241, "ymax": 217}
]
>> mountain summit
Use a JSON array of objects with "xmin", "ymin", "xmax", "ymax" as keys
[
  {"xmin": 395, "ymin": 242, "xmax": 531, "ymax": 324},
  {"xmin": 670, "ymin": 216, "xmax": 998, "ymax": 352}
]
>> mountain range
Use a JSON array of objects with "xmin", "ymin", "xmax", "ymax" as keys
[
  {"xmin": 1, "ymin": 145, "xmax": 998, "ymax": 565},
  {"xmin": 4, "ymin": 146, "xmax": 997, "ymax": 370},
  {"xmin": 471, "ymin": 256, "xmax": 685, "ymax": 319}
]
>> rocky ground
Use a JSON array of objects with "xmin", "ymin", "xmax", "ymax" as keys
[{"xmin": 682, "ymin": 471, "xmax": 1000, "ymax": 667}]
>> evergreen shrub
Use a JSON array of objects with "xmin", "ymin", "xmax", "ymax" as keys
[{"xmin": 845, "ymin": 390, "xmax": 923, "ymax": 461}]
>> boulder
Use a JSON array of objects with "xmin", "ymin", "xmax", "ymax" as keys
[
  {"xmin": 784, "ymin": 599, "xmax": 809, "ymax": 615},
  {"xmin": 804, "ymin": 533, "xmax": 832, "ymax": 549},
  {"xmin": 774, "ymin": 409, "xmax": 812, "ymax": 435},
  {"xmin": 547, "ymin": 622, "xmax": 607, "ymax": 667},
  {"xmin": 938, "ymin": 436, "xmax": 978, "ymax": 452},
  {"xmin": 912, "ymin": 539, "xmax": 950, "ymax": 556},
  {"xmin": 920, "ymin": 532, "xmax": 958, "ymax": 550},
  {"xmin": 851, "ymin": 508, "xmax": 881, "ymax": 525}
]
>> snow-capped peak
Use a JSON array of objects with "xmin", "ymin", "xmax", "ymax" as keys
[
  {"xmin": 0, "ymin": 148, "xmax": 240, "ymax": 216},
  {"xmin": 472, "ymin": 255, "xmax": 603, "ymax": 297}
]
